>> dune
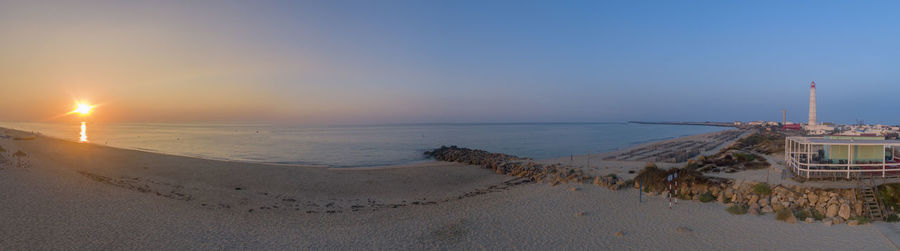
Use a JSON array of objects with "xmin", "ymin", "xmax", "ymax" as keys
[{"xmin": 0, "ymin": 128, "xmax": 896, "ymax": 249}]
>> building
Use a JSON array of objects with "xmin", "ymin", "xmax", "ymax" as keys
[{"xmin": 786, "ymin": 136, "xmax": 900, "ymax": 179}]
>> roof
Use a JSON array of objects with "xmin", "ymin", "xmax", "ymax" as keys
[{"xmin": 788, "ymin": 136, "xmax": 900, "ymax": 146}]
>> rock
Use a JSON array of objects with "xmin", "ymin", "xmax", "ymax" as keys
[
  {"xmin": 569, "ymin": 187, "xmax": 579, "ymax": 192},
  {"xmin": 758, "ymin": 196, "xmax": 769, "ymax": 207},
  {"xmin": 761, "ymin": 205, "xmax": 774, "ymax": 214},
  {"xmin": 815, "ymin": 206, "xmax": 827, "ymax": 215},
  {"xmin": 785, "ymin": 213, "xmax": 798, "ymax": 224},
  {"xmin": 717, "ymin": 193, "xmax": 726, "ymax": 203},
  {"xmin": 615, "ymin": 231, "xmax": 624, "ymax": 237},
  {"xmin": 824, "ymin": 219, "xmax": 833, "ymax": 226},
  {"xmin": 749, "ymin": 195, "xmax": 760, "ymax": 205},
  {"xmin": 833, "ymin": 217, "xmax": 844, "ymax": 225},
  {"xmin": 839, "ymin": 203, "xmax": 851, "ymax": 220},
  {"xmin": 676, "ymin": 226, "xmax": 693, "ymax": 233},
  {"xmin": 826, "ymin": 204, "xmax": 839, "ymax": 218},
  {"xmin": 848, "ymin": 220, "xmax": 859, "ymax": 226},
  {"xmin": 748, "ymin": 207, "xmax": 760, "ymax": 215},
  {"xmin": 575, "ymin": 211, "xmax": 585, "ymax": 217},
  {"xmin": 805, "ymin": 217, "xmax": 815, "ymax": 223},
  {"xmin": 807, "ymin": 193, "xmax": 818, "ymax": 205}
]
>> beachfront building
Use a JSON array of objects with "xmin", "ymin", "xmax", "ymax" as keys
[{"xmin": 786, "ymin": 136, "xmax": 900, "ymax": 180}]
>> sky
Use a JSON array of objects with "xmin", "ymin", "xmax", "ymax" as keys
[{"xmin": 1, "ymin": 0, "xmax": 898, "ymax": 125}]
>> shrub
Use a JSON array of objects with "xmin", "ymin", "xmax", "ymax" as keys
[
  {"xmin": 726, "ymin": 205, "xmax": 748, "ymax": 215},
  {"xmin": 752, "ymin": 183, "xmax": 772, "ymax": 196},
  {"xmin": 886, "ymin": 214, "xmax": 900, "ymax": 222},
  {"xmin": 852, "ymin": 216, "xmax": 871, "ymax": 225},
  {"xmin": 699, "ymin": 192, "xmax": 715, "ymax": 203},
  {"xmin": 795, "ymin": 209, "xmax": 810, "ymax": 221},
  {"xmin": 606, "ymin": 173, "xmax": 618, "ymax": 179},
  {"xmin": 733, "ymin": 152, "xmax": 756, "ymax": 162},
  {"xmin": 810, "ymin": 209, "xmax": 825, "ymax": 221},
  {"xmin": 775, "ymin": 209, "xmax": 793, "ymax": 222}
]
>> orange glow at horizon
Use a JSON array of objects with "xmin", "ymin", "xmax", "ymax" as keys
[{"xmin": 79, "ymin": 121, "xmax": 88, "ymax": 143}]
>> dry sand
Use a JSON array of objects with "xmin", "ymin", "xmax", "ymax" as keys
[{"xmin": 0, "ymin": 129, "xmax": 896, "ymax": 249}]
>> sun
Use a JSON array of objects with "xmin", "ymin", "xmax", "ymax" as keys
[{"xmin": 74, "ymin": 102, "xmax": 93, "ymax": 115}]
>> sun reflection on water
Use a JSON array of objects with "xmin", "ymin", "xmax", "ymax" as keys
[{"xmin": 80, "ymin": 122, "xmax": 88, "ymax": 143}]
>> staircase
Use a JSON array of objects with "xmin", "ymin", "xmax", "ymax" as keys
[{"xmin": 858, "ymin": 178, "xmax": 886, "ymax": 221}]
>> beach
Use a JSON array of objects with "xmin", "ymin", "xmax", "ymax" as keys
[{"xmin": 1, "ymin": 128, "xmax": 897, "ymax": 249}]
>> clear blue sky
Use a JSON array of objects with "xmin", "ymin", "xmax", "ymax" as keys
[{"xmin": 2, "ymin": 1, "xmax": 898, "ymax": 124}]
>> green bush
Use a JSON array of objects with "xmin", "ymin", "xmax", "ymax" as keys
[
  {"xmin": 733, "ymin": 152, "xmax": 757, "ymax": 162},
  {"xmin": 852, "ymin": 216, "xmax": 871, "ymax": 224},
  {"xmin": 886, "ymin": 214, "xmax": 900, "ymax": 222},
  {"xmin": 753, "ymin": 183, "xmax": 772, "ymax": 196},
  {"xmin": 811, "ymin": 209, "xmax": 825, "ymax": 221},
  {"xmin": 878, "ymin": 183, "xmax": 900, "ymax": 213},
  {"xmin": 726, "ymin": 205, "xmax": 748, "ymax": 215},
  {"xmin": 795, "ymin": 209, "xmax": 810, "ymax": 221},
  {"xmin": 699, "ymin": 192, "xmax": 715, "ymax": 203},
  {"xmin": 775, "ymin": 209, "xmax": 793, "ymax": 222},
  {"xmin": 606, "ymin": 173, "xmax": 618, "ymax": 179}
]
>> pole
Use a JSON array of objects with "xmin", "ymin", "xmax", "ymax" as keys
[{"xmin": 848, "ymin": 144, "xmax": 852, "ymax": 179}]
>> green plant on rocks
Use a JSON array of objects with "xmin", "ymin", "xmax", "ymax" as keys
[
  {"xmin": 726, "ymin": 205, "xmax": 749, "ymax": 215},
  {"xmin": 698, "ymin": 192, "xmax": 715, "ymax": 203},
  {"xmin": 852, "ymin": 216, "xmax": 871, "ymax": 225},
  {"xmin": 795, "ymin": 209, "xmax": 810, "ymax": 221},
  {"xmin": 752, "ymin": 183, "xmax": 771, "ymax": 196}
]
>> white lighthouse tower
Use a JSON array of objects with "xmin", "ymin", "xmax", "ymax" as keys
[{"xmin": 808, "ymin": 81, "xmax": 817, "ymax": 126}]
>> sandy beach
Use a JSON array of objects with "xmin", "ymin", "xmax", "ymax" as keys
[{"xmin": 1, "ymin": 128, "xmax": 897, "ymax": 249}]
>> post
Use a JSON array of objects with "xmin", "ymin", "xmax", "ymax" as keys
[
  {"xmin": 848, "ymin": 144, "xmax": 852, "ymax": 179},
  {"xmin": 884, "ymin": 145, "xmax": 887, "ymax": 178}
]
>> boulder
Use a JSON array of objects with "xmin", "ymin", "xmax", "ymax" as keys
[
  {"xmin": 761, "ymin": 205, "xmax": 774, "ymax": 214},
  {"xmin": 615, "ymin": 231, "xmax": 624, "ymax": 237},
  {"xmin": 805, "ymin": 217, "xmax": 815, "ymax": 223},
  {"xmin": 833, "ymin": 217, "xmax": 844, "ymax": 225},
  {"xmin": 824, "ymin": 219, "xmax": 833, "ymax": 226},
  {"xmin": 748, "ymin": 207, "xmax": 760, "ymax": 215},
  {"xmin": 839, "ymin": 203, "xmax": 851, "ymax": 220},
  {"xmin": 826, "ymin": 204, "xmax": 839, "ymax": 218},
  {"xmin": 848, "ymin": 220, "xmax": 859, "ymax": 226},
  {"xmin": 785, "ymin": 213, "xmax": 798, "ymax": 224}
]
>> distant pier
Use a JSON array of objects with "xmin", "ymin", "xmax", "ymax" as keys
[{"xmin": 628, "ymin": 121, "xmax": 738, "ymax": 128}]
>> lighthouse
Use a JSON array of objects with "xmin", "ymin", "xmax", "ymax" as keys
[{"xmin": 808, "ymin": 81, "xmax": 817, "ymax": 126}]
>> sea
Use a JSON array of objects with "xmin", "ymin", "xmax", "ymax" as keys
[{"xmin": 0, "ymin": 122, "xmax": 727, "ymax": 167}]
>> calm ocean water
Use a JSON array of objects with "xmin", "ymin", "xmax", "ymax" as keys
[{"xmin": 0, "ymin": 122, "xmax": 726, "ymax": 167}]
